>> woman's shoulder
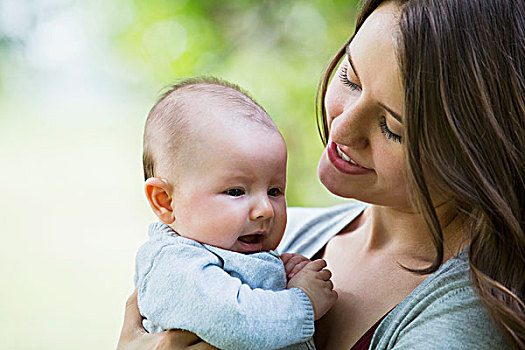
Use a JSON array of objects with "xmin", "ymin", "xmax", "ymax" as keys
[
  {"xmin": 277, "ymin": 201, "xmax": 368, "ymax": 258},
  {"xmin": 371, "ymin": 249, "xmax": 509, "ymax": 349}
]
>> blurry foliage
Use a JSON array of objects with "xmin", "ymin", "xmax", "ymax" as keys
[
  {"xmin": 114, "ymin": 0, "xmax": 358, "ymax": 78},
  {"xmin": 0, "ymin": 0, "xmax": 359, "ymax": 206},
  {"xmin": 112, "ymin": 0, "xmax": 359, "ymax": 206},
  {"xmin": 0, "ymin": 34, "xmax": 23, "ymax": 88}
]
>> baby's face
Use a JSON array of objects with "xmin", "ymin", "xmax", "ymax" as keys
[{"xmin": 168, "ymin": 118, "xmax": 287, "ymax": 254}]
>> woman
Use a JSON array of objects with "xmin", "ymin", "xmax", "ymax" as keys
[{"xmin": 118, "ymin": 0, "xmax": 525, "ymax": 348}]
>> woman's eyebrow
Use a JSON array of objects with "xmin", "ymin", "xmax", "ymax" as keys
[
  {"xmin": 345, "ymin": 44, "xmax": 360, "ymax": 81},
  {"xmin": 345, "ymin": 44, "xmax": 403, "ymax": 123},
  {"xmin": 379, "ymin": 102, "xmax": 402, "ymax": 123}
]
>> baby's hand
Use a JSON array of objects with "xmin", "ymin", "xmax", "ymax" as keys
[
  {"xmin": 280, "ymin": 253, "xmax": 311, "ymax": 279},
  {"xmin": 287, "ymin": 259, "xmax": 337, "ymax": 320}
]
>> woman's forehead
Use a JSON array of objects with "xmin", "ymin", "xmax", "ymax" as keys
[{"xmin": 349, "ymin": 2, "xmax": 404, "ymax": 119}]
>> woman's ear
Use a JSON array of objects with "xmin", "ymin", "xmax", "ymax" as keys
[{"xmin": 145, "ymin": 178, "xmax": 175, "ymax": 224}]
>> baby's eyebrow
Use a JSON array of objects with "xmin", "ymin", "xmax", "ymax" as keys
[{"xmin": 345, "ymin": 43, "xmax": 403, "ymax": 123}]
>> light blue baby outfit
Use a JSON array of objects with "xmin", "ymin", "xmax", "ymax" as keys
[
  {"xmin": 136, "ymin": 201, "xmax": 509, "ymax": 349},
  {"xmin": 135, "ymin": 222, "xmax": 315, "ymax": 350}
]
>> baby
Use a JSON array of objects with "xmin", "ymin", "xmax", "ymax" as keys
[{"xmin": 135, "ymin": 77, "xmax": 337, "ymax": 350}]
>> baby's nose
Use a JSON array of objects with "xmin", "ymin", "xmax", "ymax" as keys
[{"xmin": 250, "ymin": 196, "xmax": 274, "ymax": 220}]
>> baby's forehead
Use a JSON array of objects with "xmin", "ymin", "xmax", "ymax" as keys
[
  {"xmin": 171, "ymin": 116, "xmax": 287, "ymax": 181},
  {"xmin": 159, "ymin": 110, "xmax": 286, "ymax": 182},
  {"xmin": 178, "ymin": 109, "xmax": 281, "ymax": 155}
]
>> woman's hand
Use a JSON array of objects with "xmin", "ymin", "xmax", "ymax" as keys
[{"xmin": 117, "ymin": 288, "xmax": 218, "ymax": 350}]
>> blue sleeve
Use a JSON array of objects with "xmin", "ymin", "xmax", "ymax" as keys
[{"xmin": 136, "ymin": 241, "xmax": 314, "ymax": 350}]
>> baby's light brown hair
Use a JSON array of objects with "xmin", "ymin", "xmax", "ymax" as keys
[{"xmin": 143, "ymin": 77, "xmax": 277, "ymax": 180}]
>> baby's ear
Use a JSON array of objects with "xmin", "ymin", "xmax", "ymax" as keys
[{"xmin": 145, "ymin": 178, "xmax": 175, "ymax": 224}]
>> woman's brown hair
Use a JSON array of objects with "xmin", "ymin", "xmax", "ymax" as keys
[{"xmin": 316, "ymin": 0, "xmax": 525, "ymax": 348}]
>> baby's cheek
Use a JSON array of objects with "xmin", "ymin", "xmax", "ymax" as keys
[
  {"xmin": 268, "ymin": 212, "xmax": 287, "ymax": 250},
  {"xmin": 177, "ymin": 205, "xmax": 224, "ymax": 243}
]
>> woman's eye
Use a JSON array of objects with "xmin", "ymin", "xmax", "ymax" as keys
[
  {"xmin": 379, "ymin": 117, "xmax": 402, "ymax": 143},
  {"xmin": 225, "ymin": 189, "xmax": 245, "ymax": 197},
  {"xmin": 339, "ymin": 65, "xmax": 361, "ymax": 92},
  {"xmin": 268, "ymin": 188, "xmax": 282, "ymax": 197}
]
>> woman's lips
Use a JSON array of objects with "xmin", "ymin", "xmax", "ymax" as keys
[{"xmin": 326, "ymin": 141, "xmax": 375, "ymax": 175}]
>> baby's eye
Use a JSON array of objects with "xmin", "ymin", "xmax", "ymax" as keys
[
  {"xmin": 268, "ymin": 188, "xmax": 282, "ymax": 197},
  {"xmin": 225, "ymin": 188, "xmax": 245, "ymax": 197}
]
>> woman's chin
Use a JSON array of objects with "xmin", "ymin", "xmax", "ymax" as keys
[
  {"xmin": 318, "ymin": 155, "xmax": 356, "ymax": 198},
  {"xmin": 318, "ymin": 153, "xmax": 376, "ymax": 203}
]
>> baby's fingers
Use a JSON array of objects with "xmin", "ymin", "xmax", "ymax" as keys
[
  {"xmin": 318, "ymin": 268, "xmax": 332, "ymax": 281},
  {"xmin": 280, "ymin": 253, "xmax": 294, "ymax": 265},
  {"xmin": 288, "ymin": 260, "xmax": 309, "ymax": 278},
  {"xmin": 282, "ymin": 254, "xmax": 310, "ymax": 274},
  {"xmin": 304, "ymin": 259, "xmax": 327, "ymax": 272},
  {"xmin": 328, "ymin": 288, "xmax": 338, "ymax": 302}
]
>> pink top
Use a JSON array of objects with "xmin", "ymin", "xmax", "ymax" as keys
[{"xmin": 350, "ymin": 311, "xmax": 390, "ymax": 350}]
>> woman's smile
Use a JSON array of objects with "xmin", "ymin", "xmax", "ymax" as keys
[
  {"xmin": 326, "ymin": 140, "xmax": 375, "ymax": 175},
  {"xmin": 336, "ymin": 144, "xmax": 371, "ymax": 169}
]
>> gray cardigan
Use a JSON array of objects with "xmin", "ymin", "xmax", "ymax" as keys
[
  {"xmin": 278, "ymin": 201, "xmax": 508, "ymax": 350},
  {"xmin": 135, "ymin": 222, "xmax": 314, "ymax": 350}
]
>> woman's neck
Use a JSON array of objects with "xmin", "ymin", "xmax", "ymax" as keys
[{"xmin": 362, "ymin": 204, "xmax": 468, "ymax": 265}]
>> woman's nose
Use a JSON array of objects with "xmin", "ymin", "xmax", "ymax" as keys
[
  {"xmin": 250, "ymin": 196, "xmax": 274, "ymax": 221},
  {"xmin": 330, "ymin": 99, "xmax": 371, "ymax": 149}
]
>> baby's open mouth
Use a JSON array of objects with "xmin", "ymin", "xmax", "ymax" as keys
[{"xmin": 238, "ymin": 234, "xmax": 263, "ymax": 244}]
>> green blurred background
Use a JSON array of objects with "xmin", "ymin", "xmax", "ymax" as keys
[{"xmin": 0, "ymin": 0, "xmax": 358, "ymax": 348}]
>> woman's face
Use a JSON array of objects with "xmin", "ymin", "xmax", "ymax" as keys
[{"xmin": 318, "ymin": 2, "xmax": 411, "ymax": 209}]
